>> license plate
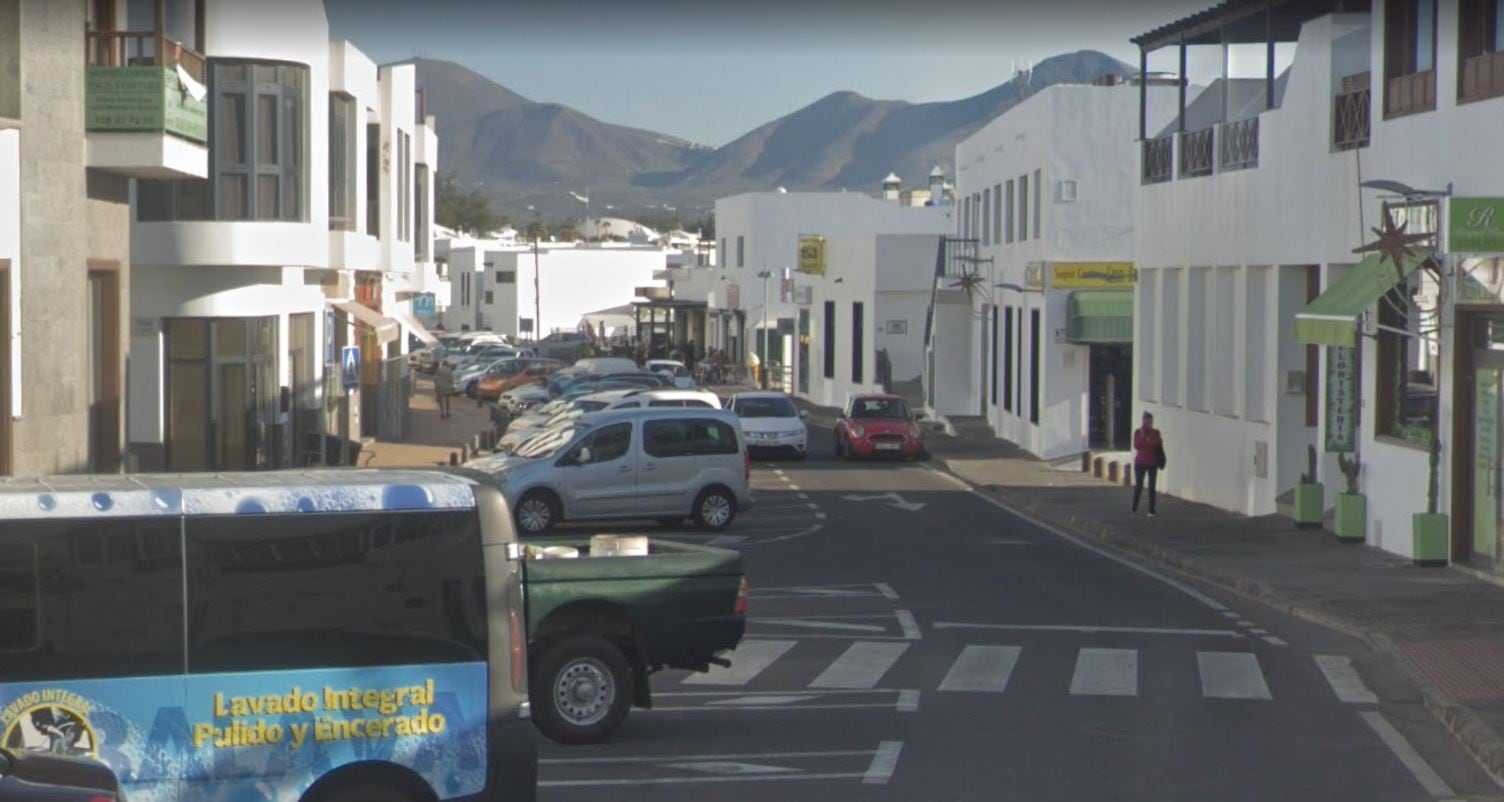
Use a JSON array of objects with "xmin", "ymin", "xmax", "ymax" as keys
[{"xmin": 875, "ymin": 443, "xmax": 901, "ymax": 451}]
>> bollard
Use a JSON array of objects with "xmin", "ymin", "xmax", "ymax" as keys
[
  {"xmin": 461, "ymin": 444, "xmax": 470, "ymax": 462},
  {"xmin": 449, "ymin": 452, "xmax": 458, "ymax": 466}
]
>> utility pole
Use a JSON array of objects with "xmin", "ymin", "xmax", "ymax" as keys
[
  {"xmin": 757, "ymin": 268, "xmax": 772, "ymax": 389},
  {"xmin": 532, "ymin": 237, "xmax": 542, "ymax": 343}
]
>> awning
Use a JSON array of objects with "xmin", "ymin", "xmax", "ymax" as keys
[
  {"xmin": 331, "ymin": 301, "xmax": 399, "ymax": 345},
  {"xmin": 391, "ymin": 311, "xmax": 439, "ymax": 347},
  {"xmin": 1294, "ymin": 252, "xmax": 1427, "ymax": 348},
  {"xmin": 1065, "ymin": 290, "xmax": 1134, "ymax": 343}
]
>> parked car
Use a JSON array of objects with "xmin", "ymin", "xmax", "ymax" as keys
[
  {"xmin": 498, "ymin": 382, "xmax": 551, "ymax": 416},
  {"xmin": 646, "ymin": 359, "xmax": 695, "ymax": 389},
  {"xmin": 729, "ymin": 391, "xmax": 809, "ymax": 458},
  {"xmin": 477, "ymin": 358, "xmax": 566, "ymax": 401},
  {"xmin": 535, "ymin": 332, "xmax": 593, "ymax": 362},
  {"xmin": 833, "ymin": 394, "xmax": 927, "ymax": 460},
  {"xmin": 0, "ymin": 748, "xmax": 122, "ymax": 801},
  {"xmin": 548, "ymin": 370, "xmax": 670, "ymax": 399},
  {"xmin": 498, "ymin": 387, "xmax": 716, "ymax": 452},
  {"xmin": 455, "ymin": 355, "xmax": 515, "ymax": 395},
  {"xmin": 470, "ymin": 407, "xmax": 754, "ymax": 535},
  {"xmin": 575, "ymin": 356, "xmax": 640, "ymax": 374},
  {"xmin": 443, "ymin": 340, "xmax": 515, "ymax": 371}
]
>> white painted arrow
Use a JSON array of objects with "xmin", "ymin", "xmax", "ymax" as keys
[
  {"xmin": 664, "ymin": 761, "xmax": 798, "ymax": 775},
  {"xmin": 840, "ymin": 492, "xmax": 926, "ymax": 512}
]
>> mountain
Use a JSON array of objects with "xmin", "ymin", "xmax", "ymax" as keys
[{"xmin": 410, "ymin": 50, "xmax": 1132, "ymax": 220}]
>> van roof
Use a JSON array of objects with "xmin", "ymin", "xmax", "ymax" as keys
[
  {"xmin": 576, "ymin": 407, "xmax": 739, "ymax": 426},
  {"xmin": 0, "ymin": 470, "xmax": 476, "ymax": 521}
]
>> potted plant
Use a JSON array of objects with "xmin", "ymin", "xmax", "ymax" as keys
[
  {"xmin": 1413, "ymin": 432, "xmax": 1449, "ymax": 566},
  {"xmin": 1334, "ymin": 452, "xmax": 1365, "ymax": 542},
  {"xmin": 1294, "ymin": 444, "xmax": 1324, "ymax": 529}
]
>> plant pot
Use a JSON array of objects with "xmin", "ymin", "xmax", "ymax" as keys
[
  {"xmin": 1412, "ymin": 513, "xmax": 1449, "ymax": 566},
  {"xmin": 1293, "ymin": 482, "xmax": 1324, "ymax": 529},
  {"xmin": 1334, "ymin": 493, "xmax": 1366, "ymax": 541}
]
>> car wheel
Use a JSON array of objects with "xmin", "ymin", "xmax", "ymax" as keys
[
  {"xmin": 693, "ymin": 486, "xmax": 737, "ymax": 531},
  {"xmin": 833, "ymin": 433, "xmax": 844, "ymax": 457},
  {"xmin": 515, "ymin": 490, "xmax": 560, "ymax": 535},
  {"xmin": 531, "ymin": 635, "xmax": 632, "ymax": 745}
]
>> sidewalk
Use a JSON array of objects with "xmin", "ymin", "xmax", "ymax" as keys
[
  {"xmin": 361, "ymin": 376, "xmax": 499, "ymax": 468},
  {"xmin": 916, "ymin": 422, "xmax": 1504, "ymax": 782}
]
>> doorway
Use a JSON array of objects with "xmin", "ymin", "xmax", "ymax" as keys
[
  {"xmin": 164, "ymin": 316, "xmax": 278, "ymax": 471},
  {"xmin": 1089, "ymin": 344, "xmax": 1133, "ymax": 449},
  {"xmin": 797, "ymin": 308, "xmax": 810, "ymax": 394},
  {"xmin": 87, "ymin": 264, "xmax": 122, "ymax": 472},
  {"xmin": 1465, "ymin": 313, "xmax": 1504, "ymax": 571}
]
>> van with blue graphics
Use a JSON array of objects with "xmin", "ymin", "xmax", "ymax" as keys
[{"xmin": 0, "ymin": 470, "xmax": 536, "ymax": 802}]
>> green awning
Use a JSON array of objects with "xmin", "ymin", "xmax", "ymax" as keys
[
  {"xmin": 1295, "ymin": 252, "xmax": 1427, "ymax": 347},
  {"xmin": 1065, "ymin": 290, "xmax": 1133, "ymax": 343}
]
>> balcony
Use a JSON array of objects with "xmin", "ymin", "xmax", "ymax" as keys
[
  {"xmin": 1177, "ymin": 128, "xmax": 1214, "ymax": 178},
  {"xmin": 1217, "ymin": 117, "xmax": 1258, "ymax": 171},
  {"xmin": 1461, "ymin": 51, "xmax": 1504, "ymax": 104},
  {"xmin": 1384, "ymin": 69, "xmax": 1436, "ymax": 119},
  {"xmin": 1333, "ymin": 71, "xmax": 1370, "ymax": 150},
  {"xmin": 83, "ymin": 31, "xmax": 208, "ymax": 179},
  {"xmin": 1142, "ymin": 136, "xmax": 1174, "ymax": 184}
]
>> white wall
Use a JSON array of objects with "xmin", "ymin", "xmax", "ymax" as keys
[
  {"xmin": 328, "ymin": 40, "xmax": 380, "ymax": 271},
  {"xmin": 378, "ymin": 63, "xmax": 417, "ymax": 276}
]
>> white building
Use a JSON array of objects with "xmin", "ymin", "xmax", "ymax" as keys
[
  {"xmin": 1129, "ymin": 0, "xmax": 1504, "ymax": 571},
  {"xmin": 126, "ymin": 0, "xmax": 437, "ymax": 470},
  {"xmin": 442, "ymin": 244, "xmax": 669, "ymax": 340},
  {"xmin": 936, "ymin": 78, "xmax": 1179, "ymax": 460},
  {"xmin": 709, "ymin": 191, "xmax": 951, "ymax": 407}
]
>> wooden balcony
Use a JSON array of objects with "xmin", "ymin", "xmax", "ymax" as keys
[
  {"xmin": 83, "ymin": 30, "xmax": 207, "ymax": 177},
  {"xmin": 1334, "ymin": 71, "xmax": 1370, "ymax": 150},
  {"xmin": 1384, "ymin": 69, "xmax": 1436, "ymax": 119},
  {"xmin": 1461, "ymin": 51, "xmax": 1504, "ymax": 104}
]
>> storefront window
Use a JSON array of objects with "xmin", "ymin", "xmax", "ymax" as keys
[{"xmin": 1375, "ymin": 277, "xmax": 1439, "ymax": 445}]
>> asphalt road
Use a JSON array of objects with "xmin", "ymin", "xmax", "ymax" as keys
[{"xmin": 537, "ymin": 424, "xmax": 1504, "ymax": 801}]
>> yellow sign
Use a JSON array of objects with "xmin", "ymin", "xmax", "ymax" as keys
[
  {"xmin": 797, "ymin": 235, "xmax": 827, "ymax": 276},
  {"xmin": 1051, "ymin": 262, "xmax": 1137, "ymax": 288}
]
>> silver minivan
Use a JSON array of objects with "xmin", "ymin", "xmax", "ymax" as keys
[{"xmin": 476, "ymin": 408, "xmax": 755, "ymax": 535}]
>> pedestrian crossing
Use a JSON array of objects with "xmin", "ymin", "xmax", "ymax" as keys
[{"xmin": 675, "ymin": 640, "xmax": 1377, "ymax": 705}]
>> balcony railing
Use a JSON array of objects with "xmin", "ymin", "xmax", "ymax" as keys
[
  {"xmin": 1385, "ymin": 69, "xmax": 1436, "ymax": 118},
  {"xmin": 1177, "ymin": 128, "xmax": 1214, "ymax": 178},
  {"xmin": 1142, "ymin": 136, "xmax": 1173, "ymax": 184},
  {"xmin": 1461, "ymin": 51, "xmax": 1504, "ymax": 104},
  {"xmin": 86, "ymin": 30, "xmax": 205, "ymax": 83},
  {"xmin": 1217, "ymin": 118, "xmax": 1258, "ymax": 171},
  {"xmin": 1334, "ymin": 71, "xmax": 1371, "ymax": 150},
  {"xmin": 84, "ymin": 31, "xmax": 207, "ymax": 145}
]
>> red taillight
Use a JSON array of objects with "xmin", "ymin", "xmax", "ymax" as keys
[
  {"xmin": 734, "ymin": 577, "xmax": 749, "ymax": 616},
  {"xmin": 744, "ymin": 448, "xmax": 752, "ymax": 480},
  {"xmin": 508, "ymin": 608, "xmax": 527, "ymax": 695}
]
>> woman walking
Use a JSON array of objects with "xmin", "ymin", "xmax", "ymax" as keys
[{"xmin": 1132, "ymin": 411, "xmax": 1164, "ymax": 517}]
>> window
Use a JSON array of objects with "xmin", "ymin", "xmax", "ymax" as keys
[
  {"xmin": 1015, "ymin": 308, "xmax": 1024, "ymax": 413},
  {"xmin": 690, "ymin": 419, "xmax": 740, "ymax": 455},
  {"xmin": 1384, "ymin": 0, "xmax": 1438, "ymax": 116},
  {"xmin": 0, "ymin": 519, "xmax": 184, "ymax": 683},
  {"xmin": 575, "ymin": 422, "xmax": 631, "ymax": 463},
  {"xmin": 993, "ymin": 184, "xmax": 1003, "ymax": 243},
  {"xmin": 496, "ymin": 271, "xmax": 516, "ymax": 284},
  {"xmin": 1187, "ymin": 268, "xmax": 1209, "ymax": 412},
  {"xmin": 328, "ymin": 92, "xmax": 356, "ymax": 231},
  {"xmin": 397, "ymin": 130, "xmax": 412, "ymax": 242},
  {"xmin": 366, "ymin": 121, "xmax": 380, "ymax": 236},
  {"xmin": 1458, "ymin": 0, "xmax": 1504, "ymax": 101},
  {"xmin": 461, "ymin": 272, "xmax": 470, "ymax": 306},
  {"xmin": 823, "ymin": 301, "xmax": 836, "ymax": 379},
  {"xmin": 981, "ymin": 191, "xmax": 991, "ymax": 245},
  {"xmin": 1376, "ymin": 275, "xmax": 1438, "ymax": 445},
  {"xmin": 1059, "ymin": 179, "xmax": 1079, "ymax": 202},
  {"xmin": 1245, "ymin": 267, "xmax": 1269, "ymax": 420},
  {"xmin": 484, "ymin": 290, "xmax": 494, "ymax": 305},
  {"xmin": 851, "ymin": 301, "xmax": 865, "ymax": 384},
  {"xmin": 1003, "ymin": 307, "xmax": 1015, "ymax": 412},
  {"xmin": 720, "ymin": 238, "xmax": 727, "ymax": 266},
  {"xmin": 1018, "ymin": 174, "xmax": 1029, "ymax": 241},
  {"xmin": 644, "ymin": 418, "xmax": 735, "ymax": 457},
  {"xmin": 649, "ymin": 399, "xmax": 684, "ymax": 407},
  {"xmin": 1029, "ymin": 309, "xmax": 1041, "ymax": 424},
  {"xmin": 416, "ymin": 164, "xmax": 430, "ymax": 259},
  {"xmin": 1033, "ymin": 168, "xmax": 1042, "ymax": 240},
  {"xmin": 1005, "ymin": 179, "xmax": 1015, "ymax": 243},
  {"xmin": 138, "ymin": 61, "xmax": 308, "ymax": 222},
  {"xmin": 991, "ymin": 305, "xmax": 999, "ymax": 406},
  {"xmin": 736, "ymin": 236, "xmax": 745, "ymax": 268},
  {"xmin": 1161, "ymin": 268, "xmax": 1181, "ymax": 403},
  {"xmin": 186, "ymin": 511, "xmax": 487, "ymax": 673}
]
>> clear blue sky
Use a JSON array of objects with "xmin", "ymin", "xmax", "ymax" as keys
[{"xmin": 324, "ymin": 0, "xmax": 1220, "ymax": 147}]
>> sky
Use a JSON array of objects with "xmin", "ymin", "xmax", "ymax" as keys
[{"xmin": 324, "ymin": 0, "xmax": 1229, "ymax": 147}]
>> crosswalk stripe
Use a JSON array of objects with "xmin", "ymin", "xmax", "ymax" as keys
[
  {"xmin": 1314, "ymin": 655, "xmax": 1378, "ymax": 703},
  {"xmin": 1197, "ymin": 651, "xmax": 1272, "ymax": 700},
  {"xmin": 1070, "ymin": 648, "xmax": 1138, "ymax": 696},
  {"xmin": 938, "ymin": 645, "xmax": 1021, "ymax": 693},
  {"xmin": 683, "ymin": 639, "xmax": 796, "ymax": 685},
  {"xmin": 809, "ymin": 641, "xmax": 910, "ymax": 689}
]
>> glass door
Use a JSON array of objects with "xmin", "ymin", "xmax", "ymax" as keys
[{"xmin": 1475, "ymin": 365, "xmax": 1500, "ymax": 561}]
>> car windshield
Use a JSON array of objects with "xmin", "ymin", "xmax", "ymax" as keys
[
  {"xmin": 735, "ymin": 396, "xmax": 798, "ymax": 418},
  {"xmin": 851, "ymin": 398, "xmax": 910, "ymax": 419}
]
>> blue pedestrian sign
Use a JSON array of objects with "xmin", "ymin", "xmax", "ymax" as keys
[
  {"xmin": 341, "ymin": 346, "xmax": 361, "ymax": 392},
  {"xmin": 414, "ymin": 292, "xmax": 436, "ymax": 319}
]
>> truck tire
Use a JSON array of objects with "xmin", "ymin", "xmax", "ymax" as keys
[
  {"xmin": 693, "ymin": 486, "xmax": 736, "ymax": 531},
  {"xmin": 531, "ymin": 635, "xmax": 632, "ymax": 745},
  {"xmin": 310, "ymin": 781, "xmax": 423, "ymax": 802},
  {"xmin": 515, "ymin": 490, "xmax": 560, "ymax": 535}
]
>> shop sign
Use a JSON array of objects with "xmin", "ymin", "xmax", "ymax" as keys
[
  {"xmin": 1448, "ymin": 198, "xmax": 1504, "ymax": 254},
  {"xmin": 797, "ymin": 235, "xmax": 827, "ymax": 276},
  {"xmin": 1024, "ymin": 262, "xmax": 1046, "ymax": 289},
  {"xmin": 1051, "ymin": 262, "xmax": 1137, "ymax": 289},
  {"xmin": 1325, "ymin": 346, "xmax": 1358, "ymax": 453},
  {"xmin": 413, "ymin": 292, "xmax": 436, "ymax": 318}
]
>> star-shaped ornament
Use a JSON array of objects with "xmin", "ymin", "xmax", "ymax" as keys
[{"xmin": 1352, "ymin": 209, "xmax": 1435, "ymax": 282}]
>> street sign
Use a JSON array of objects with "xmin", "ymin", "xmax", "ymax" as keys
[
  {"xmin": 413, "ymin": 292, "xmax": 436, "ymax": 318},
  {"xmin": 340, "ymin": 346, "xmax": 360, "ymax": 392},
  {"xmin": 797, "ymin": 235, "xmax": 827, "ymax": 275},
  {"xmin": 1325, "ymin": 346, "xmax": 1357, "ymax": 452}
]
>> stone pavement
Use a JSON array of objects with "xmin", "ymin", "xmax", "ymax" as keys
[
  {"xmin": 362, "ymin": 376, "xmax": 499, "ymax": 469},
  {"xmin": 918, "ymin": 421, "xmax": 1504, "ymax": 783}
]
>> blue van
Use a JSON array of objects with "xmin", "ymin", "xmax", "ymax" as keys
[{"xmin": 0, "ymin": 470, "xmax": 535, "ymax": 802}]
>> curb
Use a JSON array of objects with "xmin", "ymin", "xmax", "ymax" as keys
[{"xmin": 929, "ymin": 453, "xmax": 1504, "ymax": 786}]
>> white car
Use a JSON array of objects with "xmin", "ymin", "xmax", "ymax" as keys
[
  {"xmin": 574, "ymin": 357, "xmax": 641, "ymax": 373},
  {"xmin": 646, "ymin": 359, "xmax": 695, "ymax": 389},
  {"xmin": 729, "ymin": 391, "xmax": 809, "ymax": 459}
]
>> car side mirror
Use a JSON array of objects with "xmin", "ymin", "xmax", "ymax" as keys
[
  {"xmin": 914, "ymin": 411, "xmax": 927, "ymax": 421},
  {"xmin": 799, "ymin": 410, "xmax": 810, "ymax": 420}
]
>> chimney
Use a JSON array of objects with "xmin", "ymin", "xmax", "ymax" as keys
[
  {"xmin": 881, "ymin": 172, "xmax": 901, "ymax": 203},
  {"xmin": 928, "ymin": 165, "xmax": 945, "ymax": 200}
]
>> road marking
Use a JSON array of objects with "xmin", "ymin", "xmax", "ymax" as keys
[
  {"xmin": 1314, "ymin": 655, "xmax": 1379, "ymax": 704},
  {"xmin": 938, "ymin": 645, "xmax": 1021, "ymax": 692},
  {"xmin": 1247, "ymin": 627, "xmax": 1268, "ymax": 635},
  {"xmin": 895, "ymin": 609, "xmax": 922, "ymax": 640},
  {"xmin": 1197, "ymin": 652, "xmax": 1272, "ymax": 700},
  {"xmin": 815, "ymin": 512, "xmax": 827, "ymax": 519},
  {"xmin": 797, "ymin": 492, "xmax": 810, "ymax": 499},
  {"xmin": 807, "ymin": 502, "xmax": 819, "ymax": 509},
  {"xmin": 1070, "ymin": 648, "xmax": 1138, "ymax": 697},
  {"xmin": 924, "ymin": 466, "xmax": 1230, "ymax": 612},
  {"xmin": 707, "ymin": 535, "xmax": 746, "ymax": 546},
  {"xmin": 875, "ymin": 582, "xmax": 899, "ymax": 600},
  {"xmin": 667, "ymin": 761, "xmax": 795, "ymax": 775},
  {"xmin": 934, "ymin": 622, "xmax": 1240, "ymax": 637},
  {"xmin": 787, "ymin": 483, "xmax": 802, "ymax": 491},
  {"xmin": 541, "ymin": 772, "xmax": 868, "ymax": 787},
  {"xmin": 683, "ymin": 639, "xmax": 795, "ymax": 685},
  {"xmin": 1264, "ymin": 636, "xmax": 1288, "ymax": 646},
  {"xmin": 755, "ymin": 619, "xmax": 889, "ymax": 633},
  {"xmin": 840, "ymin": 491, "xmax": 925, "ymax": 512},
  {"xmin": 896, "ymin": 689, "xmax": 920, "ymax": 712},
  {"xmin": 1220, "ymin": 611, "xmax": 1240, "ymax": 618},
  {"xmin": 541, "ymin": 748, "xmax": 876, "ymax": 765},
  {"xmin": 1361, "ymin": 711, "xmax": 1457, "ymax": 798},
  {"xmin": 809, "ymin": 641, "xmax": 910, "ymax": 688},
  {"xmin": 649, "ymin": 701, "xmax": 905, "ymax": 713},
  {"xmin": 863, "ymin": 741, "xmax": 903, "ymax": 785},
  {"xmin": 655, "ymin": 689, "xmax": 904, "ymax": 697},
  {"xmin": 706, "ymin": 695, "xmax": 820, "ymax": 706}
]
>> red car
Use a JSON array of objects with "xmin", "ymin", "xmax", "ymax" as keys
[{"xmin": 833, "ymin": 394, "xmax": 927, "ymax": 460}]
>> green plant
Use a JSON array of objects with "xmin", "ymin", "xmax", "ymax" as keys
[
  {"xmin": 1337, "ymin": 451, "xmax": 1361, "ymax": 495},
  {"xmin": 1301, "ymin": 444, "xmax": 1318, "ymax": 484}
]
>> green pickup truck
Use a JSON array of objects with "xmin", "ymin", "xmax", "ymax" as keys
[{"xmin": 520, "ymin": 537, "xmax": 748, "ymax": 744}]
